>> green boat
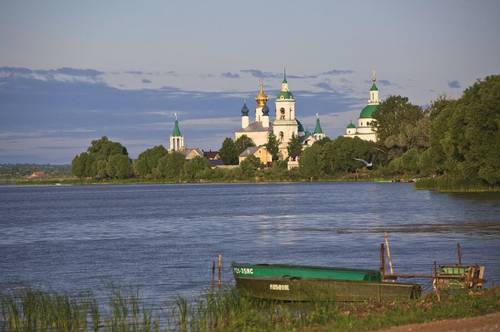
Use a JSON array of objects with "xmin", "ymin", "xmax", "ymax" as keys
[{"xmin": 232, "ymin": 262, "xmax": 421, "ymax": 302}]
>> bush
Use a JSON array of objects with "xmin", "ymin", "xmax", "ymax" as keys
[
  {"xmin": 239, "ymin": 155, "xmax": 262, "ymax": 177},
  {"xmin": 182, "ymin": 157, "xmax": 211, "ymax": 181}
]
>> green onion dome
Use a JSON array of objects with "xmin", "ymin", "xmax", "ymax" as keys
[
  {"xmin": 276, "ymin": 90, "xmax": 294, "ymax": 100},
  {"xmin": 347, "ymin": 122, "xmax": 356, "ymax": 129},
  {"xmin": 360, "ymin": 104, "xmax": 378, "ymax": 118}
]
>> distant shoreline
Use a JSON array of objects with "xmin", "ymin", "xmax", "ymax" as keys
[
  {"xmin": 2, "ymin": 177, "xmax": 499, "ymax": 193},
  {"xmin": 0, "ymin": 177, "xmax": 395, "ymax": 186}
]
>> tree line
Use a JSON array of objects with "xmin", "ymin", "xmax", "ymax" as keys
[
  {"xmin": 372, "ymin": 75, "xmax": 499, "ymax": 186},
  {"xmin": 72, "ymin": 75, "xmax": 499, "ymax": 188}
]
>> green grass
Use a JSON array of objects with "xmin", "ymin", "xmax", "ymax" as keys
[
  {"xmin": 416, "ymin": 177, "xmax": 500, "ymax": 192},
  {"xmin": 7, "ymin": 175, "xmax": 397, "ymax": 186},
  {"xmin": 1, "ymin": 286, "xmax": 499, "ymax": 331}
]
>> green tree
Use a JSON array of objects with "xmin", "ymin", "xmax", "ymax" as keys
[
  {"xmin": 88, "ymin": 136, "xmax": 128, "ymax": 157},
  {"xmin": 240, "ymin": 155, "xmax": 261, "ymax": 177},
  {"xmin": 84, "ymin": 154, "xmax": 97, "ymax": 178},
  {"xmin": 71, "ymin": 136, "xmax": 130, "ymax": 179},
  {"xmin": 134, "ymin": 145, "xmax": 168, "ymax": 178},
  {"xmin": 320, "ymin": 137, "xmax": 374, "ymax": 175},
  {"xmin": 219, "ymin": 138, "xmax": 238, "ymax": 165},
  {"xmin": 426, "ymin": 97, "xmax": 456, "ymax": 175},
  {"xmin": 287, "ymin": 134, "xmax": 303, "ymax": 161},
  {"xmin": 431, "ymin": 75, "xmax": 500, "ymax": 184},
  {"xmin": 96, "ymin": 159, "xmax": 108, "ymax": 179},
  {"xmin": 154, "ymin": 152, "xmax": 186, "ymax": 180},
  {"xmin": 182, "ymin": 156, "xmax": 210, "ymax": 181},
  {"xmin": 373, "ymin": 96, "xmax": 424, "ymax": 154},
  {"xmin": 265, "ymin": 132, "xmax": 280, "ymax": 161},
  {"xmin": 71, "ymin": 153, "xmax": 88, "ymax": 178},
  {"xmin": 400, "ymin": 148, "xmax": 420, "ymax": 175},
  {"xmin": 107, "ymin": 154, "xmax": 133, "ymax": 179},
  {"xmin": 299, "ymin": 143, "xmax": 323, "ymax": 180},
  {"xmin": 234, "ymin": 135, "xmax": 255, "ymax": 155}
]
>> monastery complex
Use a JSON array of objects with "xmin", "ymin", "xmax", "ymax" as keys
[{"xmin": 168, "ymin": 70, "xmax": 380, "ymax": 165}]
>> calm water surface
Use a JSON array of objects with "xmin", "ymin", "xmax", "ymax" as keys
[{"xmin": 1, "ymin": 183, "xmax": 499, "ymax": 304}]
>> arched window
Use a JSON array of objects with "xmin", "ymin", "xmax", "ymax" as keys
[
  {"xmin": 280, "ymin": 107, "xmax": 285, "ymax": 120},
  {"xmin": 279, "ymin": 131, "xmax": 284, "ymax": 141}
]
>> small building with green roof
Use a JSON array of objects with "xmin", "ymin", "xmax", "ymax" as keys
[
  {"xmin": 344, "ymin": 71, "xmax": 380, "ymax": 142},
  {"xmin": 169, "ymin": 117, "xmax": 184, "ymax": 152},
  {"xmin": 313, "ymin": 115, "xmax": 325, "ymax": 140}
]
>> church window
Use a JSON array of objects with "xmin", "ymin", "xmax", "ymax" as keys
[
  {"xmin": 280, "ymin": 108, "xmax": 285, "ymax": 120},
  {"xmin": 279, "ymin": 131, "xmax": 284, "ymax": 140}
]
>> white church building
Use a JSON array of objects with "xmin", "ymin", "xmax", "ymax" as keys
[
  {"xmin": 344, "ymin": 72, "xmax": 380, "ymax": 142},
  {"xmin": 235, "ymin": 70, "xmax": 326, "ymax": 160}
]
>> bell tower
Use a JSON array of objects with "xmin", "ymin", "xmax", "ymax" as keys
[
  {"xmin": 368, "ymin": 70, "xmax": 379, "ymax": 105},
  {"xmin": 273, "ymin": 68, "xmax": 298, "ymax": 159},
  {"xmin": 169, "ymin": 114, "xmax": 184, "ymax": 152}
]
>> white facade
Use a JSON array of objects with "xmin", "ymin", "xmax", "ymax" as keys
[
  {"xmin": 255, "ymin": 106, "xmax": 263, "ymax": 123},
  {"xmin": 235, "ymin": 71, "xmax": 330, "ymax": 161},
  {"xmin": 262, "ymin": 114, "xmax": 270, "ymax": 128},
  {"xmin": 344, "ymin": 71, "xmax": 380, "ymax": 142},
  {"xmin": 273, "ymin": 77, "xmax": 298, "ymax": 159},
  {"xmin": 235, "ymin": 83, "xmax": 271, "ymax": 147},
  {"xmin": 313, "ymin": 132, "xmax": 325, "ymax": 140},
  {"xmin": 169, "ymin": 135, "xmax": 184, "ymax": 152},
  {"xmin": 241, "ymin": 115, "xmax": 249, "ymax": 129},
  {"xmin": 169, "ymin": 118, "xmax": 185, "ymax": 151},
  {"xmin": 235, "ymin": 129, "xmax": 269, "ymax": 146}
]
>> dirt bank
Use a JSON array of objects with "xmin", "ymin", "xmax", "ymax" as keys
[{"xmin": 379, "ymin": 311, "xmax": 500, "ymax": 332}]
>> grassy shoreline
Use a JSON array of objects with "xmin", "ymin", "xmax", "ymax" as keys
[
  {"xmin": 1, "ymin": 177, "xmax": 396, "ymax": 186},
  {"xmin": 1, "ymin": 286, "xmax": 499, "ymax": 331},
  {"xmin": 2, "ymin": 176, "xmax": 499, "ymax": 193},
  {"xmin": 415, "ymin": 178, "xmax": 500, "ymax": 193}
]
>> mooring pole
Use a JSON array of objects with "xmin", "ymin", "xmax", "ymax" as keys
[
  {"xmin": 210, "ymin": 258, "xmax": 215, "ymax": 289},
  {"xmin": 380, "ymin": 243, "xmax": 385, "ymax": 280},
  {"xmin": 457, "ymin": 243, "xmax": 462, "ymax": 266},
  {"xmin": 433, "ymin": 260, "xmax": 440, "ymax": 301},
  {"xmin": 217, "ymin": 254, "xmax": 222, "ymax": 289},
  {"xmin": 384, "ymin": 232, "xmax": 394, "ymax": 276}
]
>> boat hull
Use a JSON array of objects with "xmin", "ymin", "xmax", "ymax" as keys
[
  {"xmin": 235, "ymin": 276, "xmax": 421, "ymax": 302},
  {"xmin": 232, "ymin": 262, "xmax": 382, "ymax": 282}
]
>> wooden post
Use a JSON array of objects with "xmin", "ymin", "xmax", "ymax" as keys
[
  {"xmin": 210, "ymin": 259, "xmax": 215, "ymax": 289},
  {"xmin": 457, "ymin": 243, "xmax": 462, "ymax": 266},
  {"xmin": 380, "ymin": 243, "xmax": 385, "ymax": 280},
  {"xmin": 433, "ymin": 260, "xmax": 440, "ymax": 302},
  {"xmin": 384, "ymin": 232, "xmax": 394, "ymax": 276},
  {"xmin": 217, "ymin": 254, "xmax": 222, "ymax": 289}
]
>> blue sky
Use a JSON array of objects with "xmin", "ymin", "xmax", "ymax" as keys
[{"xmin": 1, "ymin": 0, "xmax": 499, "ymax": 163}]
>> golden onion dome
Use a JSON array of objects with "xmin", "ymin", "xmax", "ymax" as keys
[{"xmin": 255, "ymin": 81, "xmax": 268, "ymax": 107}]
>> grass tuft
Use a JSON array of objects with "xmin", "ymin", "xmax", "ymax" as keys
[{"xmin": 0, "ymin": 286, "xmax": 499, "ymax": 331}]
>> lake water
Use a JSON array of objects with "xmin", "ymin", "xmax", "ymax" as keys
[{"xmin": 1, "ymin": 183, "xmax": 499, "ymax": 305}]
